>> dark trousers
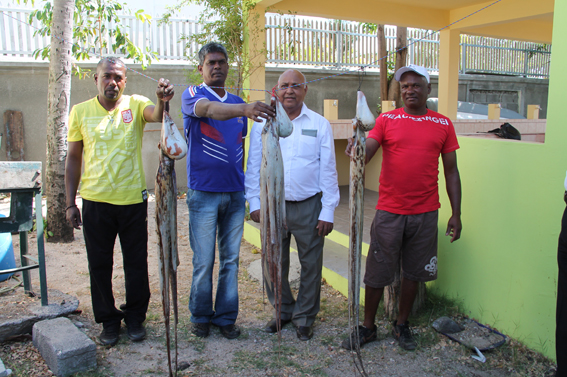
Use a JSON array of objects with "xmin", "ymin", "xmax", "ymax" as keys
[
  {"xmin": 558, "ymin": 203, "xmax": 567, "ymax": 376},
  {"xmin": 264, "ymin": 193, "xmax": 325, "ymax": 327},
  {"xmin": 82, "ymin": 199, "xmax": 150, "ymax": 327}
]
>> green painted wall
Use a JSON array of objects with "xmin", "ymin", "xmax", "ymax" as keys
[{"xmin": 431, "ymin": 1, "xmax": 567, "ymax": 360}]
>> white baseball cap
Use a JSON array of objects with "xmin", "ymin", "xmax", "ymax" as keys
[{"xmin": 394, "ymin": 64, "xmax": 430, "ymax": 83}]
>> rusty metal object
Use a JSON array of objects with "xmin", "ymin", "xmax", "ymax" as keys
[
  {"xmin": 260, "ymin": 98, "xmax": 293, "ymax": 338},
  {"xmin": 348, "ymin": 91, "xmax": 375, "ymax": 376},
  {"xmin": 155, "ymin": 103, "xmax": 186, "ymax": 377}
]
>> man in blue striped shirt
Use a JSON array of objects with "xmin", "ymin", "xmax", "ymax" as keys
[{"xmin": 181, "ymin": 42, "xmax": 274, "ymax": 340}]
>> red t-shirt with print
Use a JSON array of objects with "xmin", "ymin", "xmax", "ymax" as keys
[{"xmin": 368, "ymin": 108, "xmax": 459, "ymax": 215}]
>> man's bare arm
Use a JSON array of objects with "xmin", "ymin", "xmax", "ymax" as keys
[
  {"xmin": 195, "ymin": 99, "xmax": 275, "ymax": 122},
  {"xmin": 143, "ymin": 78, "xmax": 175, "ymax": 123},
  {"xmin": 442, "ymin": 151, "xmax": 462, "ymax": 242},
  {"xmin": 65, "ymin": 141, "xmax": 84, "ymax": 229}
]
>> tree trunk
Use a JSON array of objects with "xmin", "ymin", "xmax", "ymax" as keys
[
  {"xmin": 387, "ymin": 26, "xmax": 408, "ymax": 108},
  {"xmin": 377, "ymin": 24, "xmax": 388, "ymax": 109},
  {"xmin": 45, "ymin": 0, "xmax": 74, "ymax": 243},
  {"xmin": 384, "ymin": 253, "xmax": 427, "ymax": 320}
]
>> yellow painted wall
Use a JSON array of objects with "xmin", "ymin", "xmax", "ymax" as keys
[
  {"xmin": 430, "ymin": 1, "xmax": 567, "ymax": 359},
  {"xmin": 247, "ymin": 0, "xmax": 561, "ymax": 361}
]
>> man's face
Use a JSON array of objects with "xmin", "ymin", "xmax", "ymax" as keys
[
  {"xmin": 198, "ymin": 52, "xmax": 229, "ymax": 87},
  {"xmin": 276, "ymin": 70, "xmax": 307, "ymax": 114},
  {"xmin": 400, "ymin": 72, "xmax": 431, "ymax": 110},
  {"xmin": 94, "ymin": 61, "xmax": 127, "ymax": 102}
]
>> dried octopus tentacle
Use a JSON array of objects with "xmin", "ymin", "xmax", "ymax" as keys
[
  {"xmin": 348, "ymin": 91, "xmax": 375, "ymax": 376},
  {"xmin": 260, "ymin": 98, "xmax": 293, "ymax": 340},
  {"xmin": 155, "ymin": 102, "xmax": 186, "ymax": 377}
]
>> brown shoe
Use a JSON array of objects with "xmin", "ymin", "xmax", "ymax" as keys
[
  {"xmin": 341, "ymin": 325, "xmax": 377, "ymax": 350},
  {"xmin": 218, "ymin": 324, "xmax": 241, "ymax": 339},
  {"xmin": 263, "ymin": 318, "xmax": 291, "ymax": 333},
  {"xmin": 192, "ymin": 322, "xmax": 210, "ymax": 338},
  {"xmin": 392, "ymin": 321, "xmax": 417, "ymax": 350},
  {"xmin": 126, "ymin": 321, "xmax": 146, "ymax": 342},
  {"xmin": 296, "ymin": 325, "xmax": 313, "ymax": 341},
  {"xmin": 100, "ymin": 323, "xmax": 120, "ymax": 346}
]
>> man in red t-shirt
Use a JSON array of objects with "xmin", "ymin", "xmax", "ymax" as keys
[{"xmin": 342, "ymin": 64, "xmax": 462, "ymax": 351}]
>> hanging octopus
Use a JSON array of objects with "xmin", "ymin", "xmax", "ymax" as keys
[
  {"xmin": 155, "ymin": 101, "xmax": 187, "ymax": 377},
  {"xmin": 260, "ymin": 96, "xmax": 293, "ymax": 338},
  {"xmin": 348, "ymin": 91, "xmax": 375, "ymax": 376}
]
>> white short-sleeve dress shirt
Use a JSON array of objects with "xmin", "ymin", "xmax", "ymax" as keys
[{"xmin": 245, "ymin": 103, "xmax": 340, "ymax": 223}]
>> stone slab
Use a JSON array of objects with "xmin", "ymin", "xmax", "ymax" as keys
[
  {"xmin": 33, "ymin": 317, "xmax": 96, "ymax": 377},
  {"xmin": 0, "ymin": 288, "xmax": 79, "ymax": 342},
  {"xmin": 0, "ymin": 358, "xmax": 12, "ymax": 377}
]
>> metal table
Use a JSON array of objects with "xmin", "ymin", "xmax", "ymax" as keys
[{"xmin": 0, "ymin": 161, "xmax": 48, "ymax": 305}]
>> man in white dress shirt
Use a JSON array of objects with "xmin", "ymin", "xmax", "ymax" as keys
[{"xmin": 245, "ymin": 69, "xmax": 340, "ymax": 341}]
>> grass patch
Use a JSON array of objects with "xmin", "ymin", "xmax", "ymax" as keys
[
  {"xmin": 187, "ymin": 334, "xmax": 206, "ymax": 352},
  {"xmin": 231, "ymin": 344, "xmax": 332, "ymax": 375},
  {"xmin": 145, "ymin": 312, "xmax": 161, "ymax": 323},
  {"xmin": 191, "ymin": 357, "xmax": 215, "ymax": 375},
  {"xmin": 411, "ymin": 291, "xmax": 463, "ymax": 328}
]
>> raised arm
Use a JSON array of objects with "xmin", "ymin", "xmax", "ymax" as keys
[
  {"xmin": 441, "ymin": 151, "xmax": 462, "ymax": 242},
  {"xmin": 143, "ymin": 78, "xmax": 175, "ymax": 123},
  {"xmin": 195, "ymin": 100, "xmax": 275, "ymax": 122}
]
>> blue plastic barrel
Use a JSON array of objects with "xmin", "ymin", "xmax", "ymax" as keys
[{"xmin": 0, "ymin": 214, "xmax": 16, "ymax": 282}]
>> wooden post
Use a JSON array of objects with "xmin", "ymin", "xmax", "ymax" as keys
[
  {"xmin": 382, "ymin": 101, "xmax": 396, "ymax": 113},
  {"xmin": 388, "ymin": 26, "xmax": 408, "ymax": 108},
  {"xmin": 3, "ymin": 110, "xmax": 24, "ymax": 161},
  {"xmin": 384, "ymin": 255, "xmax": 427, "ymax": 320},
  {"xmin": 324, "ymin": 99, "xmax": 339, "ymax": 120},
  {"xmin": 527, "ymin": 105, "xmax": 541, "ymax": 119},
  {"xmin": 378, "ymin": 25, "xmax": 388, "ymax": 106},
  {"xmin": 488, "ymin": 104, "xmax": 501, "ymax": 119}
]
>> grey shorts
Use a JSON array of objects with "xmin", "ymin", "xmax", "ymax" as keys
[{"xmin": 363, "ymin": 210, "xmax": 439, "ymax": 288}]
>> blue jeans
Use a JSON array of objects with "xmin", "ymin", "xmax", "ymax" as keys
[{"xmin": 187, "ymin": 189, "xmax": 245, "ymax": 326}]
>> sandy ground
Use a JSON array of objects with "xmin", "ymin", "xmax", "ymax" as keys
[{"xmin": 0, "ymin": 195, "xmax": 558, "ymax": 377}]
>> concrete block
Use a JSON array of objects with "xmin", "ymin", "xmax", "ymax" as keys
[{"xmin": 32, "ymin": 317, "xmax": 96, "ymax": 377}]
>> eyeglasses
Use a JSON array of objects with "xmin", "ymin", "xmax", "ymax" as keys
[{"xmin": 277, "ymin": 84, "xmax": 305, "ymax": 91}]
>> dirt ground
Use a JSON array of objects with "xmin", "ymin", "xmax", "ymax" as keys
[{"xmin": 0, "ymin": 195, "xmax": 558, "ymax": 377}]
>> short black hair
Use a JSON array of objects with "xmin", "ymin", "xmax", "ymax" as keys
[
  {"xmin": 96, "ymin": 57, "xmax": 126, "ymax": 72},
  {"xmin": 198, "ymin": 43, "xmax": 228, "ymax": 66}
]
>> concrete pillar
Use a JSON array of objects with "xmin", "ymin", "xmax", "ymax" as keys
[
  {"xmin": 243, "ymin": 4, "xmax": 266, "ymax": 172},
  {"xmin": 382, "ymin": 100, "xmax": 396, "ymax": 113},
  {"xmin": 324, "ymin": 99, "xmax": 339, "ymax": 120},
  {"xmin": 488, "ymin": 104, "xmax": 501, "ymax": 119},
  {"xmin": 527, "ymin": 104, "xmax": 541, "ymax": 119},
  {"xmin": 438, "ymin": 29, "xmax": 461, "ymax": 120},
  {"xmin": 244, "ymin": 4, "xmax": 266, "ymax": 103}
]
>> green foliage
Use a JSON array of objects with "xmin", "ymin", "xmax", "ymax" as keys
[
  {"xmin": 16, "ymin": 0, "xmax": 157, "ymax": 77},
  {"xmin": 527, "ymin": 43, "xmax": 549, "ymax": 59},
  {"xmin": 163, "ymin": 0, "xmax": 266, "ymax": 99},
  {"xmin": 362, "ymin": 22, "xmax": 377, "ymax": 34},
  {"xmin": 31, "ymin": 217, "xmax": 53, "ymax": 239}
]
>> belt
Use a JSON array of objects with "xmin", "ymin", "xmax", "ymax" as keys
[{"xmin": 286, "ymin": 192, "xmax": 321, "ymax": 204}]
